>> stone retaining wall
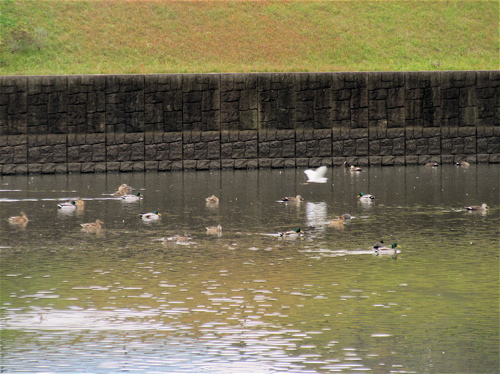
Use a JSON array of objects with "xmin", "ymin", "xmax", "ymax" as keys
[{"xmin": 0, "ymin": 71, "xmax": 498, "ymax": 174}]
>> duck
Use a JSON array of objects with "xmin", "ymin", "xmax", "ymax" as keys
[
  {"xmin": 466, "ymin": 203, "xmax": 488, "ymax": 211},
  {"xmin": 121, "ymin": 192, "xmax": 143, "ymax": 202},
  {"xmin": 455, "ymin": 161, "xmax": 470, "ymax": 167},
  {"xmin": 80, "ymin": 219, "xmax": 104, "ymax": 232},
  {"xmin": 281, "ymin": 195, "xmax": 304, "ymax": 203},
  {"xmin": 205, "ymin": 195, "xmax": 219, "ymax": 205},
  {"xmin": 206, "ymin": 224, "xmax": 222, "ymax": 235},
  {"xmin": 113, "ymin": 184, "xmax": 133, "ymax": 196},
  {"xmin": 163, "ymin": 235, "xmax": 192, "ymax": 245},
  {"xmin": 358, "ymin": 193, "xmax": 375, "ymax": 201},
  {"xmin": 8, "ymin": 212, "xmax": 29, "ymax": 226},
  {"xmin": 330, "ymin": 215, "xmax": 345, "ymax": 225},
  {"xmin": 75, "ymin": 197, "xmax": 85, "ymax": 209},
  {"xmin": 425, "ymin": 162, "xmax": 439, "ymax": 167},
  {"xmin": 58, "ymin": 200, "xmax": 77, "ymax": 210},
  {"xmin": 374, "ymin": 242, "xmax": 400, "ymax": 254},
  {"xmin": 330, "ymin": 215, "xmax": 345, "ymax": 229},
  {"xmin": 344, "ymin": 162, "xmax": 362, "ymax": 171},
  {"xmin": 278, "ymin": 228, "xmax": 305, "ymax": 238},
  {"xmin": 139, "ymin": 210, "xmax": 161, "ymax": 221},
  {"xmin": 304, "ymin": 166, "xmax": 328, "ymax": 183}
]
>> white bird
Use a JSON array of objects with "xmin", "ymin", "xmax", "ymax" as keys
[{"xmin": 304, "ymin": 166, "xmax": 328, "ymax": 183}]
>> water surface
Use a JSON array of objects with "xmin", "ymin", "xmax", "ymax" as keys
[{"xmin": 1, "ymin": 165, "xmax": 499, "ymax": 373}]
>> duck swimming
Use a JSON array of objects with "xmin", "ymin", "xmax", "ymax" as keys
[
  {"xmin": 279, "ymin": 228, "xmax": 305, "ymax": 238},
  {"xmin": 75, "ymin": 197, "xmax": 85, "ymax": 209},
  {"xmin": 344, "ymin": 162, "xmax": 362, "ymax": 171},
  {"xmin": 113, "ymin": 184, "xmax": 134, "ymax": 196},
  {"xmin": 163, "ymin": 235, "xmax": 192, "ymax": 245},
  {"xmin": 374, "ymin": 242, "xmax": 400, "ymax": 255},
  {"xmin": 81, "ymin": 219, "xmax": 104, "ymax": 232},
  {"xmin": 121, "ymin": 192, "xmax": 143, "ymax": 202},
  {"xmin": 358, "ymin": 193, "xmax": 375, "ymax": 201},
  {"xmin": 280, "ymin": 195, "xmax": 304, "ymax": 203},
  {"xmin": 466, "ymin": 203, "xmax": 488, "ymax": 211},
  {"xmin": 8, "ymin": 212, "xmax": 29, "ymax": 226},
  {"xmin": 205, "ymin": 195, "xmax": 219, "ymax": 205},
  {"xmin": 330, "ymin": 215, "xmax": 345, "ymax": 226},
  {"xmin": 304, "ymin": 166, "xmax": 328, "ymax": 183},
  {"xmin": 58, "ymin": 200, "xmax": 77, "ymax": 210},
  {"xmin": 206, "ymin": 225, "xmax": 222, "ymax": 235},
  {"xmin": 139, "ymin": 211, "xmax": 161, "ymax": 221}
]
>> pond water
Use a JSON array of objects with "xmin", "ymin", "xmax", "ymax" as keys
[{"xmin": 1, "ymin": 165, "xmax": 499, "ymax": 373}]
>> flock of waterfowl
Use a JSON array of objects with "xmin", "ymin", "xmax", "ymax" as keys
[
  {"xmin": 6, "ymin": 162, "xmax": 489, "ymax": 253},
  {"xmin": 274, "ymin": 162, "xmax": 489, "ymax": 256}
]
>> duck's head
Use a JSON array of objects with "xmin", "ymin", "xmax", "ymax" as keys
[
  {"xmin": 153, "ymin": 210, "xmax": 160, "ymax": 215},
  {"xmin": 295, "ymin": 228, "xmax": 304, "ymax": 233},
  {"xmin": 357, "ymin": 193, "xmax": 365, "ymax": 198},
  {"xmin": 136, "ymin": 193, "xmax": 142, "ymax": 196},
  {"xmin": 390, "ymin": 243, "xmax": 399, "ymax": 248}
]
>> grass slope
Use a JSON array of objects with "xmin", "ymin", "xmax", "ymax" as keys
[{"xmin": 0, "ymin": 0, "xmax": 498, "ymax": 75}]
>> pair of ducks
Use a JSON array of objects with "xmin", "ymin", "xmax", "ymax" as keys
[
  {"xmin": 112, "ymin": 184, "xmax": 144, "ymax": 201},
  {"xmin": 113, "ymin": 184, "xmax": 134, "ymax": 196},
  {"xmin": 162, "ymin": 224, "xmax": 223, "ymax": 245}
]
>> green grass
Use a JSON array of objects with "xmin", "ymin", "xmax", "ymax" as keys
[{"xmin": 0, "ymin": 0, "xmax": 498, "ymax": 75}]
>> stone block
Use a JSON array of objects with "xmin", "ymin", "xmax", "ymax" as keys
[
  {"xmin": 488, "ymin": 153, "xmax": 500, "ymax": 163},
  {"xmin": 234, "ymin": 159, "xmax": 258, "ymax": 169},
  {"xmin": 477, "ymin": 154, "xmax": 490, "ymax": 163},
  {"xmin": 295, "ymin": 158, "xmax": 310, "ymax": 167},
  {"xmin": 369, "ymin": 156, "xmax": 382, "ymax": 165},
  {"xmin": 441, "ymin": 155, "xmax": 455, "ymax": 164},
  {"xmin": 487, "ymin": 138, "xmax": 499, "ymax": 154},
  {"xmin": 81, "ymin": 163, "xmax": 96, "ymax": 173},
  {"xmin": 381, "ymin": 156, "xmax": 396, "ymax": 166},
  {"xmin": 404, "ymin": 139, "xmax": 416, "ymax": 155},
  {"xmin": 418, "ymin": 155, "xmax": 441, "ymax": 165},
  {"xmin": 28, "ymin": 164, "xmax": 42, "ymax": 173},
  {"xmin": 283, "ymin": 158, "xmax": 297, "ymax": 168},
  {"xmin": 405, "ymin": 155, "xmax": 419, "ymax": 165},
  {"xmin": 258, "ymin": 158, "xmax": 272, "ymax": 168},
  {"xmin": 221, "ymin": 159, "xmax": 235, "ymax": 169},
  {"xmin": 104, "ymin": 162, "xmax": 118, "ymax": 172}
]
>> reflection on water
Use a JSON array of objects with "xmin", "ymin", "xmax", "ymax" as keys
[{"xmin": 1, "ymin": 165, "xmax": 499, "ymax": 373}]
